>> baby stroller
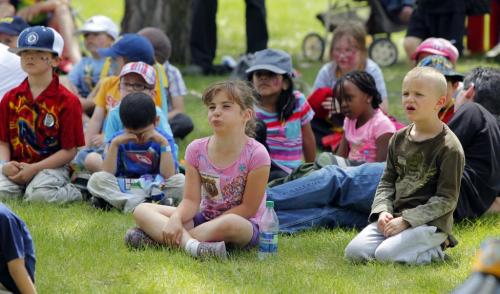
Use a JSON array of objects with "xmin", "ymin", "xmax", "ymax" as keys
[{"xmin": 302, "ymin": 0, "xmax": 406, "ymax": 66}]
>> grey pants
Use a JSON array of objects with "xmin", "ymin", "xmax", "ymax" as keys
[
  {"xmin": 87, "ymin": 171, "xmax": 185, "ymax": 213},
  {"xmin": 0, "ymin": 164, "xmax": 82, "ymax": 203},
  {"xmin": 345, "ymin": 222, "xmax": 447, "ymax": 264}
]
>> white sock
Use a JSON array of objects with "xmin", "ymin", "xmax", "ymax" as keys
[{"xmin": 184, "ymin": 238, "xmax": 200, "ymax": 257}]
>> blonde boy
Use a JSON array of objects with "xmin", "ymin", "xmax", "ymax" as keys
[{"xmin": 345, "ymin": 67, "xmax": 465, "ymax": 264}]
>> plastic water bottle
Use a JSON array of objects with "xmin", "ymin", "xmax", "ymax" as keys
[{"xmin": 258, "ymin": 200, "xmax": 279, "ymax": 260}]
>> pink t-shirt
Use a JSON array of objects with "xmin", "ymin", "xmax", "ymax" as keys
[
  {"xmin": 344, "ymin": 108, "xmax": 395, "ymax": 162},
  {"xmin": 185, "ymin": 137, "xmax": 271, "ymax": 223}
]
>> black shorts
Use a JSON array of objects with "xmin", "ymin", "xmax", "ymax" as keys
[{"xmin": 406, "ymin": 7, "xmax": 466, "ymax": 54}]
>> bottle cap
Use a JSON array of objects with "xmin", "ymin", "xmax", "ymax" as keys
[{"xmin": 266, "ymin": 200, "xmax": 274, "ymax": 208}]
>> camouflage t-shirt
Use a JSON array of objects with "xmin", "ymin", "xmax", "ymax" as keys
[{"xmin": 370, "ymin": 124, "xmax": 464, "ymax": 238}]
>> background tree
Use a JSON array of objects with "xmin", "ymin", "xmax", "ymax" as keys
[{"xmin": 121, "ymin": 0, "xmax": 192, "ymax": 64}]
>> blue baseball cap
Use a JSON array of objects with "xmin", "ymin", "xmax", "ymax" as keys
[
  {"xmin": 9, "ymin": 26, "xmax": 64, "ymax": 56},
  {"xmin": 97, "ymin": 33, "xmax": 155, "ymax": 65},
  {"xmin": 0, "ymin": 16, "xmax": 29, "ymax": 36}
]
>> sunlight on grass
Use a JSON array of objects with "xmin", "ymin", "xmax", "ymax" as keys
[
  {"xmin": 4, "ymin": 199, "xmax": 499, "ymax": 293},
  {"xmin": 13, "ymin": 1, "xmax": 500, "ymax": 292}
]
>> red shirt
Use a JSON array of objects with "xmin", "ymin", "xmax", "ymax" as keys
[
  {"xmin": 439, "ymin": 104, "xmax": 455, "ymax": 124},
  {"xmin": 0, "ymin": 75, "xmax": 85, "ymax": 163}
]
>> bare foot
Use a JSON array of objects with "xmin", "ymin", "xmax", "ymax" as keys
[{"xmin": 486, "ymin": 197, "xmax": 500, "ymax": 213}]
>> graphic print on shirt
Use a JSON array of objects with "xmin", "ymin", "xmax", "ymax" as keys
[
  {"xmin": 200, "ymin": 172, "xmax": 221, "ymax": 200},
  {"xmin": 118, "ymin": 146, "xmax": 160, "ymax": 177},
  {"xmin": 9, "ymin": 94, "xmax": 60, "ymax": 161},
  {"xmin": 199, "ymin": 165, "xmax": 248, "ymax": 220},
  {"xmin": 396, "ymin": 152, "xmax": 437, "ymax": 194}
]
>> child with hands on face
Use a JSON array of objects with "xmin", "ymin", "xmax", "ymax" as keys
[
  {"xmin": 127, "ymin": 80, "xmax": 270, "ymax": 260},
  {"xmin": 86, "ymin": 92, "xmax": 179, "ymax": 213},
  {"xmin": 344, "ymin": 67, "xmax": 465, "ymax": 264}
]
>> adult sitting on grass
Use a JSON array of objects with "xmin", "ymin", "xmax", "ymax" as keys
[
  {"xmin": 87, "ymin": 92, "xmax": 181, "ymax": 213},
  {"xmin": 267, "ymin": 66, "xmax": 500, "ymax": 233}
]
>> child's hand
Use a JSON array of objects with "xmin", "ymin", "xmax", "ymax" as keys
[
  {"xmin": 383, "ymin": 217, "xmax": 409, "ymax": 237},
  {"xmin": 321, "ymin": 96, "xmax": 341, "ymax": 117},
  {"xmin": 377, "ymin": 211, "xmax": 393, "ymax": 232},
  {"xmin": 90, "ymin": 134, "xmax": 104, "ymax": 147},
  {"xmin": 161, "ymin": 216, "xmax": 183, "ymax": 247},
  {"xmin": 142, "ymin": 129, "xmax": 168, "ymax": 146},
  {"xmin": 2, "ymin": 161, "xmax": 21, "ymax": 177},
  {"xmin": 111, "ymin": 133, "xmax": 138, "ymax": 146},
  {"xmin": 8, "ymin": 163, "xmax": 38, "ymax": 184}
]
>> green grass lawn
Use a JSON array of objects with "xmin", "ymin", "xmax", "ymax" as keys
[{"xmin": 4, "ymin": 1, "xmax": 499, "ymax": 293}]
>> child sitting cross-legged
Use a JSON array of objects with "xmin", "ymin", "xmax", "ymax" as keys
[
  {"xmin": 344, "ymin": 67, "xmax": 465, "ymax": 264},
  {"xmin": 0, "ymin": 26, "xmax": 84, "ymax": 203},
  {"xmin": 126, "ymin": 80, "xmax": 271, "ymax": 260},
  {"xmin": 86, "ymin": 92, "xmax": 181, "ymax": 213}
]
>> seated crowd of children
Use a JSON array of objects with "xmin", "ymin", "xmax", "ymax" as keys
[{"xmin": 0, "ymin": 15, "xmax": 499, "ymax": 293}]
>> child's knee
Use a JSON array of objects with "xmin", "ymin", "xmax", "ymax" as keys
[
  {"xmin": 344, "ymin": 238, "xmax": 368, "ymax": 261},
  {"xmin": 87, "ymin": 171, "xmax": 110, "ymax": 190},
  {"xmin": 132, "ymin": 203, "xmax": 154, "ymax": 221},
  {"xmin": 217, "ymin": 214, "xmax": 247, "ymax": 236},
  {"xmin": 84, "ymin": 152, "xmax": 103, "ymax": 172},
  {"xmin": 373, "ymin": 244, "xmax": 394, "ymax": 262}
]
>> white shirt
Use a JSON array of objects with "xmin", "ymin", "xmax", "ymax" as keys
[
  {"xmin": 0, "ymin": 43, "xmax": 27, "ymax": 100},
  {"xmin": 312, "ymin": 58, "xmax": 388, "ymax": 100}
]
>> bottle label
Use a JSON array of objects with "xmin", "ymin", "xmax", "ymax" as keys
[{"xmin": 259, "ymin": 232, "xmax": 278, "ymax": 253}]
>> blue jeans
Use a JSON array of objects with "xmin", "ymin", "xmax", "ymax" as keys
[{"xmin": 266, "ymin": 163, "xmax": 386, "ymax": 233}]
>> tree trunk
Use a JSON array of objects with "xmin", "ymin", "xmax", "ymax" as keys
[{"xmin": 121, "ymin": 0, "xmax": 192, "ymax": 65}]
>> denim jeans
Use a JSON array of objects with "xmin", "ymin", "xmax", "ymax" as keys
[{"xmin": 266, "ymin": 163, "xmax": 386, "ymax": 233}]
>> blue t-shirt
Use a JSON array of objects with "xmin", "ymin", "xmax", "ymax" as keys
[
  {"xmin": 109, "ymin": 128, "xmax": 178, "ymax": 178},
  {"xmin": 68, "ymin": 56, "xmax": 115, "ymax": 97},
  {"xmin": 0, "ymin": 204, "xmax": 35, "ymax": 294}
]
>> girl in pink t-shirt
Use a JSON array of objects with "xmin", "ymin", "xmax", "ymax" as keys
[
  {"xmin": 127, "ymin": 80, "xmax": 271, "ymax": 260},
  {"xmin": 334, "ymin": 71, "xmax": 395, "ymax": 162}
]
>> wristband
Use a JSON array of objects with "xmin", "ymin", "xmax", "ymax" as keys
[{"xmin": 160, "ymin": 145, "xmax": 169, "ymax": 153}]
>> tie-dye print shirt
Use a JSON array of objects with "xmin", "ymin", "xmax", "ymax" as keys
[
  {"xmin": 185, "ymin": 137, "xmax": 270, "ymax": 223},
  {"xmin": 0, "ymin": 76, "xmax": 84, "ymax": 163}
]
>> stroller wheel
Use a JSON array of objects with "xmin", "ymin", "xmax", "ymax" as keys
[
  {"xmin": 369, "ymin": 38, "xmax": 398, "ymax": 67},
  {"xmin": 302, "ymin": 32, "xmax": 325, "ymax": 61}
]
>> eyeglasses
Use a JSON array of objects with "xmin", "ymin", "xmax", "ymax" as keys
[{"xmin": 120, "ymin": 81, "xmax": 153, "ymax": 92}]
